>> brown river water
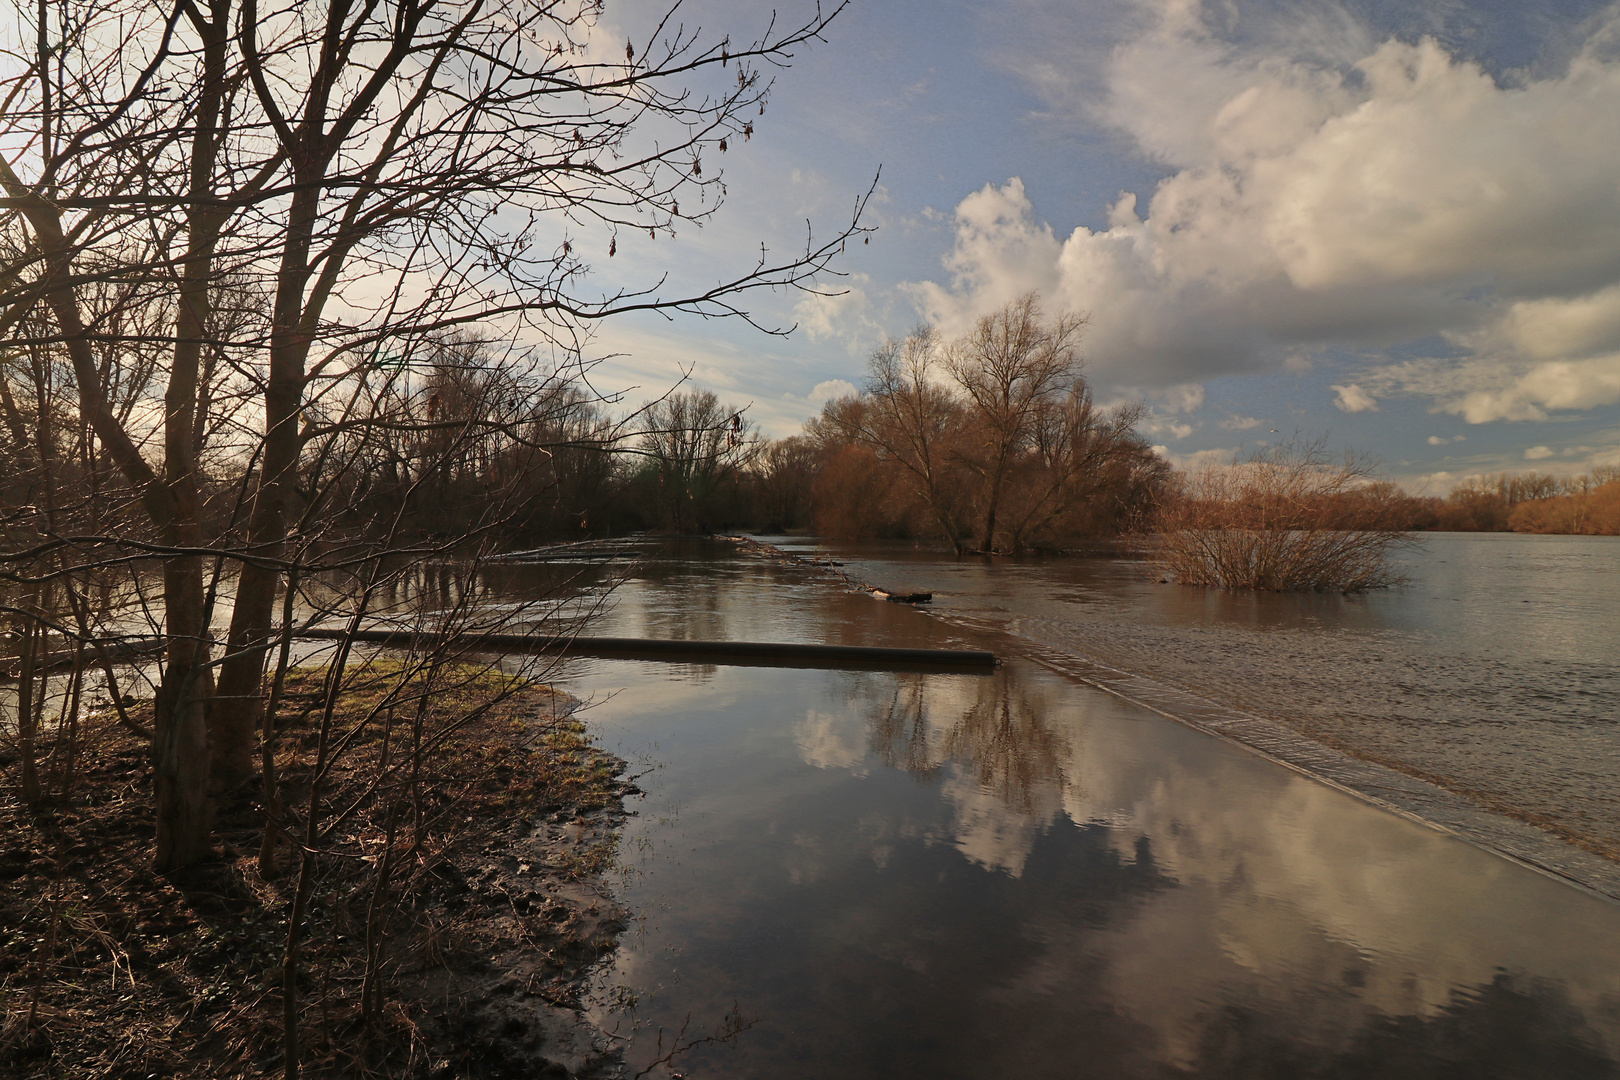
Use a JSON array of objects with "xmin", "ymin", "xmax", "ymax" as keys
[
  {"xmin": 21, "ymin": 535, "xmax": 1611, "ymax": 1076},
  {"xmin": 497, "ymin": 536, "xmax": 1620, "ymax": 1079},
  {"xmin": 772, "ymin": 532, "xmax": 1620, "ymax": 883}
]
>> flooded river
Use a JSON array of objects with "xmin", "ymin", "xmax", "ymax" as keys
[
  {"xmin": 541, "ymin": 539, "xmax": 1620, "ymax": 1079},
  {"xmin": 771, "ymin": 533, "xmax": 1620, "ymax": 884}
]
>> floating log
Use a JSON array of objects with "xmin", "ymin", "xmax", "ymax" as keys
[
  {"xmin": 296, "ymin": 628, "xmax": 995, "ymax": 672},
  {"xmin": 870, "ymin": 589, "xmax": 932, "ymax": 604},
  {"xmin": 723, "ymin": 536, "xmax": 931, "ymax": 604}
]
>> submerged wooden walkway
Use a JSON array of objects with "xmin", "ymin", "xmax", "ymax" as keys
[{"xmin": 296, "ymin": 628, "xmax": 997, "ymax": 672}]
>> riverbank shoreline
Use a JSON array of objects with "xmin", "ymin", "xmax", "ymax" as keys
[{"xmin": 0, "ymin": 672, "xmax": 635, "ymax": 1078}]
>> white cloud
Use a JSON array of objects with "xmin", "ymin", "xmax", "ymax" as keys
[
  {"xmin": 805, "ymin": 378, "xmax": 857, "ymax": 404},
  {"xmin": 793, "ymin": 273, "xmax": 882, "ymax": 346},
  {"xmin": 1140, "ymin": 405, "xmax": 1200, "ymax": 440},
  {"xmin": 1416, "ymin": 469, "xmax": 1456, "ymax": 490},
  {"xmin": 1155, "ymin": 382, "xmax": 1207, "ymax": 413},
  {"xmin": 1331, "ymin": 383, "xmax": 1379, "ymax": 413},
  {"xmin": 1360, "ymin": 351, "xmax": 1620, "ymax": 423},
  {"xmin": 1221, "ymin": 414, "xmax": 1264, "ymax": 431},
  {"xmin": 905, "ymin": 2, "xmax": 1620, "ymax": 416},
  {"xmin": 1153, "ymin": 445, "xmax": 1242, "ymax": 471},
  {"xmin": 794, "ymin": 709, "xmax": 867, "ymax": 771},
  {"xmin": 1493, "ymin": 283, "xmax": 1620, "ymax": 361},
  {"xmin": 1524, "ymin": 445, "xmax": 1556, "ymax": 460},
  {"xmin": 1426, "ymin": 434, "xmax": 1466, "ymax": 445}
]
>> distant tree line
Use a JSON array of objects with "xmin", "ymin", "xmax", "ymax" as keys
[
  {"xmin": 497, "ymin": 294, "xmax": 1173, "ymax": 550},
  {"xmin": 1304, "ymin": 468, "xmax": 1620, "ymax": 535},
  {"xmin": 1417, "ymin": 470, "xmax": 1620, "ymax": 534},
  {"xmin": 297, "ymin": 293, "xmax": 1165, "ymax": 550},
  {"xmin": 34, "ymin": 324, "xmax": 1597, "ymax": 554},
  {"xmin": 347, "ymin": 300, "xmax": 1620, "ymax": 546}
]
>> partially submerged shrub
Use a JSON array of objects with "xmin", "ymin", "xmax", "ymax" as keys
[{"xmin": 1152, "ymin": 439, "xmax": 1416, "ymax": 592}]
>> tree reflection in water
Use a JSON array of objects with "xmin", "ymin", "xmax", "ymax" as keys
[{"xmin": 867, "ymin": 669, "xmax": 1071, "ymax": 815}]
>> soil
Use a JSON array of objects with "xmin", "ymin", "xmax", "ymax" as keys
[{"xmin": 0, "ymin": 663, "xmax": 638, "ymax": 1079}]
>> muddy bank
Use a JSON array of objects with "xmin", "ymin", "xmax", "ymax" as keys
[{"xmin": 0, "ymin": 670, "xmax": 636, "ymax": 1079}]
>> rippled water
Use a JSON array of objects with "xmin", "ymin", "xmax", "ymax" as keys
[
  {"xmin": 539, "ymin": 541, "xmax": 1620, "ymax": 1079},
  {"xmin": 780, "ymin": 533, "xmax": 1620, "ymax": 871}
]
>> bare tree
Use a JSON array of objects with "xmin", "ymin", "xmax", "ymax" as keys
[
  {"xmin": 814, "ymin": 295, "xmax": 1158, "ymax": 552},
  {"xmin": 638, "ymin": 389, "xmax": 757, "ymax": 531},
  {"xmin": 944, "ymin": 293, "xmax": 1087, "ymax": 553},
  {"xmin": 751, "ymin": 433, "xmax": 818, "ymax": 531},
  {"xmin": 1, "ymin": 0, "xmax": 871, "ymax": 867},
  {"xmin": 995, "ymin": 391, "xmax": 1161, "ymax": 552},
  {"xmin": 829, "ymin": 326, "xmax": 971, "ymax": 549}
]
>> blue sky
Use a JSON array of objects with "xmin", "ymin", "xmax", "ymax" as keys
[{"xmin": 575, "ymin": 0, "xmax": 1620, "ymax": 491}]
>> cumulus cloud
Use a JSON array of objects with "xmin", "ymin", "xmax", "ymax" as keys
[
  {"xmin": 805, "ymin": 378, "xmax": 857, "ymax": 403},
  {"xmin": 1359, "ymin": 351, "xmax": 1620, "ymax": 422},
  {"xmin": 1153, "ymin": 445, "xmax": 1243, "ymax": 470},
  {"xmin": 1331, "ymin": 383, "xmax": 1379, "ymax": 413},
  {"xmin": 906, "ymin": 0, "xmax": 1620, "ymax": 418},
  {"xmin": 1154, "ymin": 383, "xmax": 1207, "ymax": 413},
  {"xmin": 1221, "ymin": 414, "xmax": 1264, "ymax": 431},
  {"xmin": 1524, "ymin": 445, "xmax": 1556, "ymax": 460},
  {"xmin": 793, "ymin": 274, "xmax": 883, "ymax": 347},
  {"xmin": 1142, "ymin": 415, "xmax": 1197, "ymax": 440}
]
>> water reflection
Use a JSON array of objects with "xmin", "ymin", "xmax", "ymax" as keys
[
  {"xmin": 792, "ymin": 534, "xmax": 1620, "ymax": 867},
  {"xmin": 1188, "ymin": 973, "xmax": 1619, "ymax": 1078},
  {"xmin": 571, "ymin": 546, "xmax": 1620, "ymax": 1080}
]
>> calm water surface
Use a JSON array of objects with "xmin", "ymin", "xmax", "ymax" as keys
[
  {"xmin": 545, "ymin": 541, "xmax": 1620, "ymax": 1079},
  {"xmin": 782, "ymin": 533, "xmax": 1620, "ymax": 868}
]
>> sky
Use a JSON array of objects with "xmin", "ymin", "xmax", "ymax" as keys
[{"xmin": 569, "ymin": 0, "xmax": 1620, "ymax": 491}]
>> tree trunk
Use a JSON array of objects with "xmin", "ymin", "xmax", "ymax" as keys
[
  {"xmin": 154, "ymin": 556, "xmax": 215, "ymax": 868},
  {"xmin": 210, "ymin": 183, "xmax": 320, "ymax": 789},
  {"xmin": 151, "ymin": 8, "xmax": 231, "ymax": 862},
  {"xmin": 16, "ymin": 607, "xmax": 42, "ymax": 804},
  {"xmin": 979, "ymin": 457, "xmax": 1007, "ymax": 554}
]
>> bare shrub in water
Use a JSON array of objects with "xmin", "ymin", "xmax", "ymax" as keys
[{"xmin": 1152, "ymin": 440, "xmax": 1416, "ymax": 592}]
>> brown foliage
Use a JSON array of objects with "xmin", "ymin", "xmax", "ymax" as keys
[
  {"xmin": 1153, "ymin": 440, "xmax": 1415, "ymax": 592},
  {"xmin": 804, "ymin": 294, "xmax": 1167, "ymax": 551},
  {"xmin": 810, "ymin": 444, "xmax": 907, "ymax": 539},
  {"xmin": 1427, "ymin": 468, "xmax": 1620, "ymax": 532},
  {"xmin": 1507, "ymin": 481, "xmax": 1620, "ymax": 534}
]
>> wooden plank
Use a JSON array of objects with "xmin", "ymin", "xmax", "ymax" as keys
[{"xmin": 295, "ymin": 628, "xmax": 997, "ymax": 671}]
